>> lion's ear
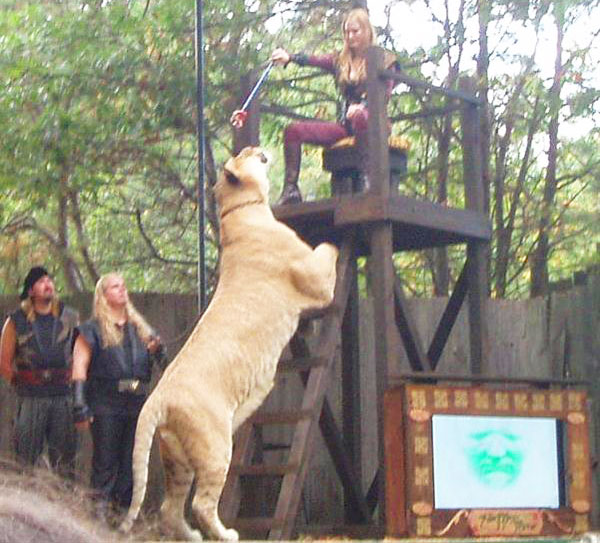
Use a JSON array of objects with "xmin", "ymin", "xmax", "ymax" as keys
[{"xmin": 224, "ymin": 168, "xmax": 240, "ymax": 185}]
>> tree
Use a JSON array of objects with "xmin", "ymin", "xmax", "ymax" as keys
[{"xmin": 0, "ymin": 0, "xmax": 598, "ymax": 298}]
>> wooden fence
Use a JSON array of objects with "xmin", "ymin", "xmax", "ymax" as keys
[{"xmin": 0, "ymin": 267, "xmax": 598, "ymax": 527}]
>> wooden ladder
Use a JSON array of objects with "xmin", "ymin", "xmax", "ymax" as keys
[{"xmin": 219, "ymin": 240, "xmax": 371, "ymax": 539}]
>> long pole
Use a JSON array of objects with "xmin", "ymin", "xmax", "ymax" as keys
[{"xmin": 194, "ymin": 0, "xmax": 207, "ymax": 313}]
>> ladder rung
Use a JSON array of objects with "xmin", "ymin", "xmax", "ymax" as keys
[
  {"xmin": 300, "ymin": 306, "xmax": 329, "ymax": 320},
  {"xmin": 278, "ymin": 356, "xmax": 326, "ymax": 372},
  {"xmin": 228, "ymin": 516, "xmax": 285, "ymax": 531},
  {"xmin": 250, "ymin": 409, "xmax": 313, "ymax": 425},
  {"xmin": 230, "ymin": 463, "xmax": 299, "ymax": 476}
]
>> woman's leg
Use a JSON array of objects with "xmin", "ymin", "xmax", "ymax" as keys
[
  {"xmin": 278, "ymin": 120, "xmax": 348, "ymax": 204},
  {"xmin": 113, "ymin": 412, "xmax": 139, "ymax": 509},
  {"xmin": 90, "ymin": 412, "xmax": 125, "ymax": 522},
  {"xmin": 348, "ymin": 109, "xmax": 370, "ymax": 192}
]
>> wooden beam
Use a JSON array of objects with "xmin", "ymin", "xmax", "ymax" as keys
[
  {"xmin": 367, "ymin": 222, "xmax": 396, "ymax": 523},
  {"xmin": 459, "ymin": 77, "xmax": 489, "ymax": 375},
  {"xmin": 382, "ymin": 69, "xmax": 482, "ymax": 105},
  {"xmin": 340, "ymin": 234, "xmax": 365, "ymax": 520},
  {"xmin": 384, "ymin": 390, "xmax": 407, "ymax": 536},
  {"xmin": 393, "ymin": 277, "xmax": 431, "ymax": 371},
  {"xmin": 366, "ymin": 47, "xmax": 390, "ymax": 199},
  {"xmin": 366, "ymin": 471, "xmax": 379, "ymax": 515},
  {"xmin": 428, "ymin": 263, "xmax": 469, "ymax": 370},
  {"xmin": 334, "ymin": 193, "xmax": 492, "ymax": 242},
  {"xmin": 365, "ymin": 46, "xmax": 398, "ymax": 524},
  {"xmin": 390, "ymin": 373, "xmax": 588, "ymax": 388}
]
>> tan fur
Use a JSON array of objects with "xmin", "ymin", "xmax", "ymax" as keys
[{"xmin": 120, "ymin": 147, "xmax": 338, "ymax": 541}]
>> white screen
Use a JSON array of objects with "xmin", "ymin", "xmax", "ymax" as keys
[{"xmin": 432, "ymin": 414, "xmax": 561, "ymax": 509}]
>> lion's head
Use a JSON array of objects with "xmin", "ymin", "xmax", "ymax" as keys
[{"xmin": 216, "ymin": 147, "xmax": 271, "ymax": 213}]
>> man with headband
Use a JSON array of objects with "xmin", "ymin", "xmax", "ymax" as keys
[{"xmin": 0, "ymin": 266, "xmax": 79, "ymax": 477}]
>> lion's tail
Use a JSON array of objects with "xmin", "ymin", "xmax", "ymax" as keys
[{"xmin": 119, "ymin": 397, "xmax": 163, "ymax": 533}]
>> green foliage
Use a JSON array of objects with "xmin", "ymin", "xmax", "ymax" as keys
[{"xmin": 0, "ymin": 0, "xmax": 598, "ymax": 300}]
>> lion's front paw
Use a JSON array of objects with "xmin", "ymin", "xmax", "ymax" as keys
[{"xmin": 321, "ymin": 242, "xmax": 339, "ymax": 261}]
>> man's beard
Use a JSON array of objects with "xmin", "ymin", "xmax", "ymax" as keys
[{"xmin": 35, "ymin": 293, "xmax": 54, "ymax": 304}]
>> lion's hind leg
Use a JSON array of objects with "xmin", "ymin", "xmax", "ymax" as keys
[
  {"xmin": 187, "ymin": 425, "xmax": 238, "ymax": 540},
  {"xmin": 158, "ymin": 429, "xmax": 203, "ymax": 541}
]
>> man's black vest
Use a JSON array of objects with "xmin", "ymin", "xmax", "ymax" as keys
[
  {"xmin": 11, "ymin": 303, "xmax": 78, "ymax": 371},
  {"xmin": 11, "ymin": 302, "xmax": 79, "ymax": 396}
]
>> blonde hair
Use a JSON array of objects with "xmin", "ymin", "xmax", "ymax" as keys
[
  {"xmin": 93, "ymin": 272, "xmax": 154, "ymax": 349},
  {"xmin": 20, "ymin": 297, "xmax": 60, "ymax": 322},
  {"xmin": 337, "ymin": 8, "xmax": 375, "ymax": 87}
]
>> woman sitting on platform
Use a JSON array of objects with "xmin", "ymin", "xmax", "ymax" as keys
[{"xmin": 231, "ymin": 7, "xmax": 399, "ymax": 204}]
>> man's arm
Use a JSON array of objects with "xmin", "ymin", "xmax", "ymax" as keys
[{"xmin": 0, "ymin": 318, "xmax": 16, "ymax": 385}]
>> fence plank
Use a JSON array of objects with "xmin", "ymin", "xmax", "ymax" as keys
[{"xmin": 0, "ymin": 270, "xmax": 598, "ymax": 527}]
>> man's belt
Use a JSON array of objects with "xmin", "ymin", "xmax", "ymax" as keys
[{"xmin": 14, "ymin": 368, "xmax": 71, "ymax": 387}]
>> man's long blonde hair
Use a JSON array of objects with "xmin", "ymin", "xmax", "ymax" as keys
[
  {"xmin": 337, "ymin": 8, "xmax": 375, "ymax": 86},
  {"xmin": 21, "ymin": 297, "xmax": 60, "ymax": 323},
  {"xmin": 93, "ymin": 272, "xmax": 154, "ymax": 348}
]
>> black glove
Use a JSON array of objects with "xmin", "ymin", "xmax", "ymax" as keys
[
  {"xmin": 73, "ymin": 380, "xmax": 93, "ymax": 423},
  {"xmin": 149, "ymin": 341, "xmax": 169, "ymax": 371}
]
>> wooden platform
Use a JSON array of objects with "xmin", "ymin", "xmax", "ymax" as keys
[
  {"xmin": 273, "ymin": 193, "xmax": 492, "ymax": 254},
  {"xmin": 227, "ymin": 47, "xmax": 494, "ymax": 539}
]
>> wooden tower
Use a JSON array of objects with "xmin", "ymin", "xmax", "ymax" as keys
[{"xmin": 219, "ymin": 46, "xmax": 491, "ymax": 539}]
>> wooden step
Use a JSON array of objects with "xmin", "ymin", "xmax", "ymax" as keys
[
  {"xmin": 300, "ymin": 306, "xmax": 329, "ymax": 320},
  {"xmin": 227, "ymin": 516, "xmax": 285, "ymax": 532},
  {"xmin": 277, "ymin": 356, "xmax": 326, "ymax": 373},
  {"xmin": 229, "ymin": 463, "xmax": 299, "ymax": 476},
  {"xmin": 249, "ymin": 409, "xmax": 313, "ymax": 425}
]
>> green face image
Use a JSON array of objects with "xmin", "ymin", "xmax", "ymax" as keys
[{"xmin": 465, "ymin": 429, "xmax": 524, "ymax": 488}]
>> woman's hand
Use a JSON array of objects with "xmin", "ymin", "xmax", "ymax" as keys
[
  {"xmin": 75, "ymin": 419, "xmax": 91, "ymax": 431},
  {"xmin": 346, "ymin": 103, "xmax": 367, "ymax": 120},
  {"xmin": 230, "ymin": 109, "xmax": 247, "ymax": 128},
  {"xmin": 271, "ymin": 48, "xmax": 291, "ymax": 67},
  {"xmin": 147, "ymin": 336, "xmax": 163, "ymax": 355}
]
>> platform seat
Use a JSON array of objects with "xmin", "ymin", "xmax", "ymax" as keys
[{"xmin": 322, "ymin": 135, "xmax": 409, "ymax": 196}]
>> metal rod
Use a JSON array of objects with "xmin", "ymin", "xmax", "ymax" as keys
[
  {"xmin": 194, "ymin": 0, "xmax": 207, "ymax": 313},
  {"xmin": 239, "ymin": 61, "xmax": 273, "ymax": 112}
]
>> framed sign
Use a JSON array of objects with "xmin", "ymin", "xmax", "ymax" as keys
[{"xmin": 385, "ymin": 384, "xmax": 591, "ymax": 537}]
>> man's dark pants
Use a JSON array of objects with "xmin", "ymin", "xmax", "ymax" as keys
[{"xmin": 14, "ymin": 394, "xmax": 78, "ymax": 478}]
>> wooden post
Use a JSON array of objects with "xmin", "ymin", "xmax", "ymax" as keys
[
  {"xmin": 366, "ymin": 46, "xmax": 390, "ymax": 198},
  {"xmin": 366, "ymin": 45, "xmax": 397, "ymax": 525},
  {"xmin": 459, "ymin": 76, "xmax": 489, "ymax": 375},
  {"xmin": 233, "ymin": 70, "xmax": 261, "ymax": 154},
  {"xmin": 368, "ymin": 225, "xmax": 397, "ymax": 525},
  {"xmin": 341, "ymin": 245, "xmax": 362, "ymax": 521}
]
